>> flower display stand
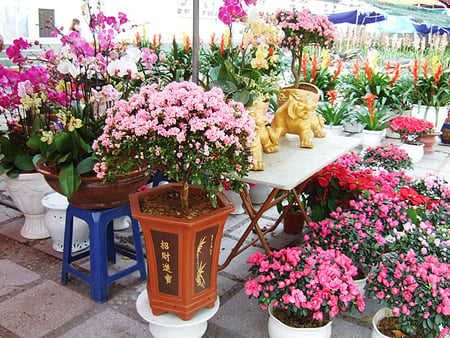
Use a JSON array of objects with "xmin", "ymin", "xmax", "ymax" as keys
[
  {"xmin": 136, "ymin": 289, "xmax": 219, "ymax": 338},
  {"xmin": 3, "ymin": 172, "xmax": 54, "ymax": 239}
]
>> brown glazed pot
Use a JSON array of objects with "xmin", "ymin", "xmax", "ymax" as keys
[
  {"xmin": 277, "ymin": 83, "xmax": 321, "ymax": 107},
  {"xmin": 35, "ymin": 163, "xmax": 151, "ymax": 209},
  {"xmin": 283, "ymin": 205, "xmax": 305, "ymax": 235},
  {"xmin": 129, "ymin": 183, "xmax": 234, "ymax": 321}
]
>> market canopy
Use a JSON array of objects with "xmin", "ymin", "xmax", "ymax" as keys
[
  {"xmin": 363, "ymin": 0, "xmax": 450, "ymax": 27},
  {"xmin": 327, "ymin": 10, "xmax": 386, "ymax": 24}
]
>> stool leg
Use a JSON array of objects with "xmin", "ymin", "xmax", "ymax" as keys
[
  {"xmin": 61, "ymin": 207, "xmax": 75, "ymax": 284},
  {"xmin": 106, "ymin": 220, "xmax": 116, "ymax": 264},
  {"xmin": 89, "ymin": 211, "xmax": 109, "ymax": 302},
  {"xmin": 130, "ymin": 217, "xmax": 147, "ymax": 281}
]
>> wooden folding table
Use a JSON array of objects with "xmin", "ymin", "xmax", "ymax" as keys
[{"xmin": 218, "ymin": 134, "xmax": 362, "ymax": 271}]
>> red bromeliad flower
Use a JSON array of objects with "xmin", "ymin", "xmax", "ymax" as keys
[
  {"xmin": 353, "ymin": 59, "xmax": 360, "ymax": 82},
  {"xmin": 364, "ymin": 59, "xmax": 372, "ymax": 80},
  {"xmin": 332, "ymin": 58, "xmax": 343, "ymax": 82},
  {"xmin": 328, "ymin": 90, "xmax": 338, "ymax": 107},
  {"xmin": 390, "ymin": 63, "xmax": 401, "ymax": 87},
  {"xmin": 412, "ymin": 59, "xmax": 420, "ymax": 85},
  {"xmin": 363, "ymin": 93, "xmax": 377, "ymax": 123},
  {"xmin": 311, "ymin": 55, "xmax": 318, "ymax": 83}
]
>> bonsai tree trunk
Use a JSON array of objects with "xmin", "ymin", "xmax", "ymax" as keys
[
  {"xmin": 291, "ymin": 50, "xmax": 303, "ymax": 89},
  {"xmin": 181, "ymin": 180, "xmax": 189, "ymax": 210}
]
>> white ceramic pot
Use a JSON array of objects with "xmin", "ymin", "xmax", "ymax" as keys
[
  {"xmin": 3, "ymin": 172, "xmax": 54, "ymax": 239},
  {"xmin": 323, "ymin": 124, "xmax": 344, "ymax": 136},
  {"xmin": 268, "ymin": 304, "xmax": 332, "ymax": 338},
  {"xmin": 361, "ymin": 129, "xmax": 384, "ymax": 149},
  {"xmin": 411, "ymin": 105, "xmax": 448, "ymax": 130},
  {"xmin": 343, "ymin": 121, "xmax": 364, "ymax": 133},
  {"xmin": 355, "ymin": 273, "xmax": 369, "ymax": 297},
  {"xmin": 41, "ymin": 192, "xmax": 89, "ymax": 252},
  {"xmin": 249, "ymin": 184, "xmax": 272, "ymax": 204},
  {"xmin": 371, "ymin": 308, "xmax": 392, "ymax": 338},
  {"xmin": 399, "ymin": 142, "xmax": 424, "ymax": 164},
  {"xmin": 223, "ymin": 189, "xmax": 245, "ymax": 215}
]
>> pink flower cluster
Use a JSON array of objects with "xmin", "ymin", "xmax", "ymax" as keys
[
  {"xmin": 389, "ymin": 116, "xmax": 434, "ymax": 144},
  {"xmin": 368, "ymin": 249, "xmax": 450, "ymax": 337},
  {"xmin": 274, "ymin": 8, "xmax": 335, "ymax": 56},
  {"xmin": 218, "ymin": 0, "xmax": 257, "ymax": 25},
  {"xmin": 93, "ymin": 81, "xmax": 255, "ymax": 204},
  {"xmin": 245, "ymin": 246, "xmax": 365, "ymax": 323}
]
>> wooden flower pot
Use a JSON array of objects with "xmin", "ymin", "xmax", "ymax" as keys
[{"xmin": 129, "ymin": 183, "xmax": 234, "ymax": 321}]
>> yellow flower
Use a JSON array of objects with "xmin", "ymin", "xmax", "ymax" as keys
[
  {"xmin": 432, "ymin": 55, "xmax": 439, "ymax": 75},
  {"xmin": 55, "ymin": 80, "xmax": 67, "ymax": 93},
  {"xmin": 242, "ymin": 32, "xmax": 254, "ymax": 50},
  {"xmin": 255, "ymin": 44, "xmax": 268, "ymax": 59},
  {"xmin": 368, "ymin": 50, "xmax": 378, "ymax": 70},
  {"xmin": 56, "ymin": 111, "xmax": 67, "ymax": 126},
  {"xmin": 269, "ymin": 53, "xmax": 279, "ymax": 64},
  {"xmin": 251, "ymin": 57, "xmax": 268, "ymax": 69},
  {"xmin": 40, "ymin": 131, "xmax": 54, "ymax": 144},
  {"xmin": 68, "ymin": 117, "xmax": 83, "ymax": 131},
  {"xmin": 321, "ymin": 50, "xmax": 330, "ymax": 69}
]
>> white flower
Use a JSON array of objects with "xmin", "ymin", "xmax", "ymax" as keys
[
  {"xmin": 124, "ymin": 46, "xmax": 142, "ymax": 63},
  {"xmin": 107, "ymin": 56, "xmax": 138, "ymax": 77},
  {"xmin": 57, "ymin": 60, "xmax": 79, "ymax": 77},
  {"xmin": 17, "ymin": 80, "xmax": 34, "ymax": 98}
]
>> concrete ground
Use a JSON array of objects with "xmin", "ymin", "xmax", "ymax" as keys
[{"xmin": 0, "ymin": 135, "xmax": 449, "ymax": 338}]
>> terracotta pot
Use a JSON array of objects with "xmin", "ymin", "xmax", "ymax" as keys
[
  {"xmin": 417, "ymin": 132, "xmax": 441, "ymax": 154},
  {"xmin": 283, "ymin": 206, "xmax": 305, "ymax": 235},
  {"xmin": 277, "ymin": 83, "xmax": 320, "ymax": 107},
  {"xmin": 35, "ymin": 163, "xmax": 151, "ymax": 209},
  {"xmin": 129, "ymin": 183, "xmax": 234, "ymax": 321}
]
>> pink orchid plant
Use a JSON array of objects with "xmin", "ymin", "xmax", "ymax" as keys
[
  {"xmin": 93, "ymin": 81, "xmax": 255, "ymax": 209},
  {"xmin": 1, "ymin": 2, "xmax": 158, "ymax": 198},
  {"xmin": 367, "ymin": 250, "xmax": 450, "ymax": 337},
  {"xmin": 245, "ymin": 246, "xmax": 365, "ymax": 328},
  {"xmin": 218, "ymin": 0, "xmax": 258, "ymax": 25}
]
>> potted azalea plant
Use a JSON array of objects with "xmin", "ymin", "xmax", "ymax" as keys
[
  {"xmin": 368, "ymin": 250, "xmax": 450, "ymax": 338},
  {"xmin": 93, "ymin": 81, "xmax": 255, "ymax": 320},
  {"xmin": 273, "ymin": 8, "xmax": 335, "ymax": 90},
  {"xmin": 245, "ymin": 246, "xmax": 365, "ymax": 337},
  {"xmin": 388, "ymin": 116, "xmax": 434, "ymax": 163}
]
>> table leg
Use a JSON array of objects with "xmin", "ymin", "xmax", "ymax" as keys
[{"xmin": 218, "ymin": 186, "xmax": 291, "ymax": 271}]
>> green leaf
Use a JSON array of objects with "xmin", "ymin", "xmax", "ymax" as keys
[
  {"xmin": 59, "ymin": 164, "xmax": 81, "ymax": 199},
  {"xmin": 26, "ymin": 133, "xmax": 41, "ymax": 151},
  {"xmin": 14, "ymin": 155, "xmax": 35, "ymax": 171},
  {"xmin": 0, "ymin": 161, "xmax": 13, "ymax": 175},
  {"xmin": 54, "ymin": 132, "xmax": 73, "ymax": 154},
  {"xmin": 232, "ymin": 90, "xmax": 250, "ymax": 105},
  {"xmin": 210, "ymin": 80, "xmax": 237, "ymax": 94},
  {"xmin": 76, "ymin": 157, "xmax": 96, "ymax": 175}
]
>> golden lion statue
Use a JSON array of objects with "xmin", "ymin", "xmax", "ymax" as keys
[
  {"xmin": 247, "ymin": 100, "xmax": 273, "ymax": 171},
  {"xmin": 265, "ymin": 93, "xmax": 326, "ymax": 152}
]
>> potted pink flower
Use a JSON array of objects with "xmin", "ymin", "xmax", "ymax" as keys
[
  {"xmin": 388, "ymin": 116, "xmax": 434, "ymax": 145},
  {"xmin": 245, "ymin": 246, "xmax": 365, "ymax": 337},
  {"xmin": 93, "ymin": 81, "xmax": 255, "ymax": 320},
  {"xmin": 274, "ymin": 8, "xmax": 335, "ymax": 89},
  {"xmin": 368, "ymin": 250, "xmax": 450, "ymax": 337}
]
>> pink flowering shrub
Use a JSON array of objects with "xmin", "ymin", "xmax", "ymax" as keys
[
  {"xmin": 245, "ymin": 246, "xmax": 365, "ymax": 327},
  {"xmin": 361, "ymin": 143, "xmax": 413, "ymax": 172},
  {"xmin": 305, "ymin": 191, "xmax": 411, "ymax": 268},
  {"xmin": 274, "ymin": 8, "xmax": 335, "ymax": 89},
  {"xmin": 367, "ymin": 250, "xmax": 450, "ymax": 337},
  {"xmin": 93, "ymin": 81, "xmax": 255, "ymax": 209},
  {"xmin": 388, "ymin": 116, "xmax": 434, "ymax": 144}
]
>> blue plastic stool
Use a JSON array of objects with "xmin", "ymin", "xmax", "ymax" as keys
[{"xmin": 61, "ymin": 203, "xmax": 147, "ymax": 302}]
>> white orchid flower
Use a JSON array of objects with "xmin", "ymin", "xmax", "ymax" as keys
[{"xmin": 57, "ymin": 60, "xmax": 79, "ymax": 78}]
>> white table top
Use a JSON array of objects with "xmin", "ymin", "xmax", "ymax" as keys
[{"xmin": 244, "ymin": 134, "xmax": 361, "ymax": 190}]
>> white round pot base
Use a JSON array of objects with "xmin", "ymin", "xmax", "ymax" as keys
[{"xmin": 136, "ymin": 290, "xmax": 219, "ymax": 338}]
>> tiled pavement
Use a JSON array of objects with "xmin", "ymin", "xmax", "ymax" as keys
[{"xmin": 0, "ymin": 135, "xmax": 449, "ymax": 338}]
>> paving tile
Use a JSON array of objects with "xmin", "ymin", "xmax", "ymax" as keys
[
  {"xmin": 0, "ymin": 280, "xmax": 93, "ymax": 338},
  {"xmin": 0, "ymin": 205, "xmax": 22, "ymax": 224},
  {"xmin": 0, "ymin": 259, "xmax": 40, "ymax": 296},
  {"xmin": 211, "ymin": 288, "xmax": 269, "ymax": 338},
  {"xmin": 58, "ymin": 308, "xmax": 149, "ymax": 338}
]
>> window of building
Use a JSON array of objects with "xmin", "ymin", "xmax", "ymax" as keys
[{"xmin": 38, "ymin": 8, "xmax": 54, "ymax": 38}]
